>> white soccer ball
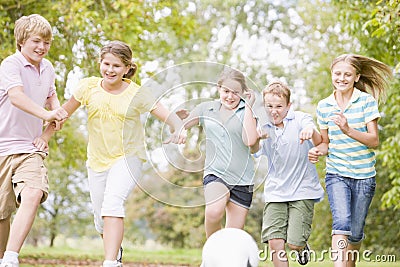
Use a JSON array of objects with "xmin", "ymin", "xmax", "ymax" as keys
[{"xmin": 201, "ymin": 228, "xmax": 259, "ymax": 267}]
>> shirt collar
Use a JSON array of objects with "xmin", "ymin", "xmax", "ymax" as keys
[
  {"xmin": 326, "ymin": 88, "xmax": 362, "ymax": 106},
  {"xmin": 16, "ymin": 50, "xmax": 46, "ymax": 71},
  {"xmin": 209, "ymin": 99, "xmax": 246, "ymax": 112}
]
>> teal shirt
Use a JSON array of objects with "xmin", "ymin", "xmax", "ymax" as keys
[{"xmin": 198, "ymin": 100, "xmax": 255, "ymax": 185}]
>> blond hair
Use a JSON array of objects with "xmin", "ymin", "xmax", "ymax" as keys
[
  {"xmin": 14, "ymin": 14, "xmax": 52, "ymax": 51},
  {"xmin": 331, "ymin": 54, "xmax": 393, "ymax": 101},
  {"xmin": 263, "ymin": 80, "xmax": 291, "ymax": 104}
]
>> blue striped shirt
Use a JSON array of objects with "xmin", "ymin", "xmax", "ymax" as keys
[{"xmin": 317, "ymin": 88, "xmax": 380, "ymax": 179}]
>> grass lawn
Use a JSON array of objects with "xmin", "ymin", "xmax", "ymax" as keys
[{"xmin": 19, "ymin": 244, "xmax": 397, "ymax": 266}]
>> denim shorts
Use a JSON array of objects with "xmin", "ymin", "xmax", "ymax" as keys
[
  {"xmin": 325, "ymin": 173, "xmax": 376, "ymax": 244},
  {"xmin": 203, "ymin": 174, "xmax": 253, "ymax": 209}
]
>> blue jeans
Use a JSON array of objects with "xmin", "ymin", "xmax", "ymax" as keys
[{"xmin": 325, "ymin": 173, "xmax": 376, "ymax": 244}]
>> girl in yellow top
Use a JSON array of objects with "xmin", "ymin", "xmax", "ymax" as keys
[{"xmin": 62, "ymin": 41, "xmax": 186, "ymax": 267}]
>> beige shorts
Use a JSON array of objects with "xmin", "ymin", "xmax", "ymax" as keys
[
  {"xmin": 261, "ymin": 200, "xmax": 315, "ymax": 247},
  {"xmin": 0, "ymin": 153, "xmax": 49, "ymax": 219}
]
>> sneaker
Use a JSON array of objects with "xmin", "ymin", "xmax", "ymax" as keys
[
  {"xmin": 117, "ymin": 247, "xmax": 123, "ymax": 263},
  {"xmin": 0, "ymin": 261, "xmax": 19, "ymax": 267},
  {"xmin": 102, "ymin": 260, "xmax": 122, "ymax": 267},
  {"xmin": 296, "ymin": 243, "xmax": 310, "ymax": 265}
]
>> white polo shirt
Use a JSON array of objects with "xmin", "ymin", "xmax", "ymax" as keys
[{"xmin": 254, "ymin": 107, "xmax": 324, "ymax": 202}]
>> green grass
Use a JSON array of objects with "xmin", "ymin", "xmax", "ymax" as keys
[
  {"xmin": 20, "ymin": 244, "xmax": 202, "ymax": 266},
  {"xmin": 19, "ymin": 244, "xmax": 397, "ymax": 266}
]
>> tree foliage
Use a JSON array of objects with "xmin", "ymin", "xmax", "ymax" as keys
[{"xmin": 1, "ymin": 0, "xmax": 398, "ymax": 253}]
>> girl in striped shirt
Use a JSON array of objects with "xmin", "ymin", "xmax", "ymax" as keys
[{"xmin": 308, "ymin": 54, "xmax": 392, "ymax": 267}]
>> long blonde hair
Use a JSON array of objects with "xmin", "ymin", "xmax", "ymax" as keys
[{"xmin": 331, "ymin": 54, "xmax": 393, "ymax": 101}]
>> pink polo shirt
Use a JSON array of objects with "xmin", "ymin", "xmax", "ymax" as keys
[{"xmin": 0, "ymin": 51, "xmax": 56, "ymax": 156}]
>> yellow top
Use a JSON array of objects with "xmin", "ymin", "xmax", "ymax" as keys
[{"xmin": 74, "ymin": 77, "xmax": 156, "ymax": 172}]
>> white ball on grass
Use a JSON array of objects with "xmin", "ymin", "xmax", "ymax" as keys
[{"xmin": 201, "ymin": 228, "xmax": 259, "ymax": 267}]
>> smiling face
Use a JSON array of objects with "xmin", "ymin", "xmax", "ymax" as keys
[
  {"xmin": 218, "ymin": 79, "xmax": 244, "ymax": 110},
  {"xmin": 331, "ymin": 61, "xmax": 360, "ymax": 94},
  {"xmin": 20, "ymin": 35, "xmax": 51, "ymax": 67},
  {"xmin": 264, "ymin": 93, "xmax": 291, "ymax": 128},
  {"xmin": 100, "ymin": 53, "xmax": 130, "ymax": 87}
]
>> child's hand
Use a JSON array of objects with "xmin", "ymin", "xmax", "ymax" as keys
[
  {"xmin": 308, "ymin": 147, "xmax": 323, "ymax": 163},
  {"xmin": 299, "ymin": 127, "xmax": 314, "ymax": 144},
  {"xmin": 243, "ymin": 90, "xmax": 256, "ymax": 107},
  {"xmin": 33, "ymin": 137, "xmax": 49, "ymax": 152},
  {"xmin": 53, "ymin": 119, "xmax": 67, "ymax": 131},
  {"xmin": 257, "ymin": 127, "xmax": 269, "ymax": 140},
  {"xmin": 175, "ymin": 109, "xmax": 190, "ymax": 120},
  {"xmin": 330, "ymin": 112, "xmax": 349, "ymax": 134},
  {"xmin": 46, "ymin": 107, "xmax": 69, "ymax": 122},
  {"xmin": 163, "ymin": 128, "xmax": 187, "ymax": 145}
]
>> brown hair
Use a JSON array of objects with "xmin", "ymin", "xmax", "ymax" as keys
[
  {"xmin": 100, "ymin": 40, "xmax": 138, "ymax": 79},
  {"xmin": 14, "ymin": 14, "xmax": 52, "ymax": 51},
  {"xmin": 217, "ymin": 68, "xmax": 249, "ymax": 92},
  {"xmin": 263, "ymin": 80, "xmax": 291, "ymax": 104},
  {"xmin": 331, "ymin": 54, "xmax": 393, "ymax": 101}
]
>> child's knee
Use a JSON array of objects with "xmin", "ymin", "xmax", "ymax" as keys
[
  {"xmin": 19, "ymin": 187, "xmax": 43, "ymax": 205},
  {"xmin": 205, "ymin": 207, "xmax": 224, "ymax": 222}
]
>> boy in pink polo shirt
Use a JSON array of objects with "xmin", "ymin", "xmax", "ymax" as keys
[{"xmin": 0, "ymin": 14, "xmax": 68, "ymax": 267}]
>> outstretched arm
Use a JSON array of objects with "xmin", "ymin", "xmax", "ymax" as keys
[
  {"xmin": 151, "ymin": 102, "xmax": 187, "ymax": 144},
  {"xmin": 308, "ymin": 128, "xmax": 329, "ymax": 163},
  {"xmin": 33, "ymin": 96, "xmax": 82, "ymax": 151},
  {"xmin": 8, "ymin": 86, "xmax": 68, "ymax": 122},
  {"xmin": 62, "ymin": 96, "xmax": 82, "ymax": 117},
  {"xmin": 33, "ymin": 122, "xmax": 57, "ymax": 152},
  {"xmin": 176, "ymin": 107, "xmax": 200, "ymax": 130}
]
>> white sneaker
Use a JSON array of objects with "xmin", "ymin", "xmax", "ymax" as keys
[
  {"xmin": 102, "ymin": 260, "xmax": 122, "ymax": 267},
  {"xmin": 0, "ymin": 261, "xmax": 19, "ymax": 267},
  {"xmin": 117, "ymin": 247, "xmax": 123, "ymax": 263}
]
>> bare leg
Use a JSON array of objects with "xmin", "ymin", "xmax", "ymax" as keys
[
  {"xmin": 204, "ymin": 182, "xmax": 229, "ymax": 238},
  {"xmin": 103, "ymin": 216, "xmax": 124, "ymax": 261},
  {"xmin": 332, "ymin": 234, "xmax": 348, "ymax": 267},
  {"xmin": 347, "ymin": 242, "xmax": 361, "ymax": 267},
  {"xmin": 6, "ymin": 187, "xmax": 42, "ymax": 252},
  {"xmin": 225, "ymin": 201, "xmax": 248, "ymax": 229},
  {"xmin": 269, "ymin": 238, "xmax": 288, "ymax": 267},
  {"xmin": 0, "ymin": 216, "xmax": 11, "ymax": 258}
]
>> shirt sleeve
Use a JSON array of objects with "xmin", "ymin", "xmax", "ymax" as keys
[
  {"xmin": 316, "ymin": 101, "xmax": 328, "ymax": 130},
  {"xmin": 364, "ymin": 94, "xmax": 380, "ymax": 123},
  {"xmin": 1, "ymin": 57, "xmax": 23, "ymax": 92},
  {"xmin": 299, "ymin": 112, "xmax": 316, "ymax": 129},
  {"xmin": 73, "ymin": 77, "xmax": 98, "ymax": 106},
  {"xmin": 196, "ymin": 102, "xmax": 208, "ymax": 126},
  {"xmin": 44, "ymin": 59, "xmax": 57, "ymax": 98},
  {"xmin": 132, "ymin": 86, "xmax": 158, "ymax": 113}
]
